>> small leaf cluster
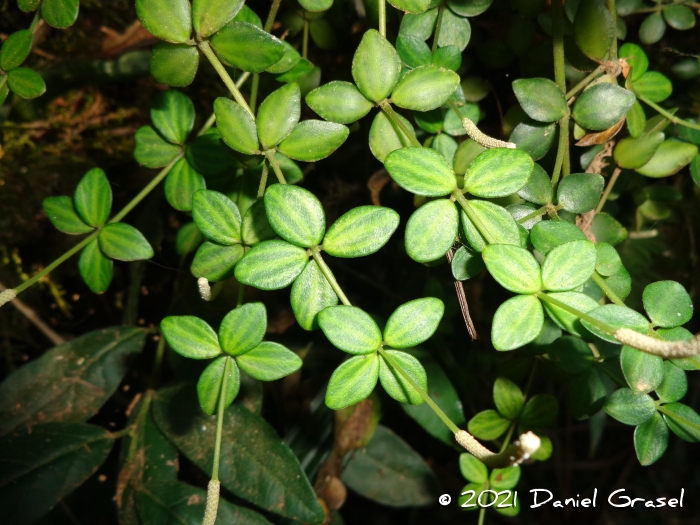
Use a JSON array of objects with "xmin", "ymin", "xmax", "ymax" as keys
[{"xmin": 458, "ymin": 454, "xmax": 521, "ymax": 516}]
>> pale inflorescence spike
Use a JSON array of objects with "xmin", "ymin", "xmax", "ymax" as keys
[
  {"xmin": 615, "ymin": 328, "xmax": 700, "ymax": 358},
  {"xmin": 461, "ymin": 117, "xmax": 517, "ymax": 149},
  {"xmin": 455, "ymin": 429, "xmax": 541, "ymax": 468}
]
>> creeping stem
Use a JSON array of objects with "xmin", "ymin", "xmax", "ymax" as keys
[
  {"xmin": 378, "ymin": 0, "xmax": 386, "ymax": 37},
  {"xmin": 198, "ymin": 41, "xmax": 255, "ymax": 118},
  {"xmin": 636, "ymin": 93, "xmax": 700, "ymax": 132},
  {"xmin": 264, "ymin": 151, "xmax": 288, "ymax": 184},
  {"xmin": 550, "ymin": 0, "xmax": 570, "ymax": 187},
  {"xmin": 311, "ymin": 249, "xmax": 352, "ymax": 306}
]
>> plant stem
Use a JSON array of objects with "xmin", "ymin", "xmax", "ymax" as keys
[
  {"xmin": 518, "ymin": 205, "xmax": 550, "ymax": 224},
  {"xmin": 303, "ymin": 20, "xmax": 309, "ymax": 59},
  {"xmin": 551, "ymin": 114, "xmax": 570, "ymax": 187},
  {"xmin": 636, "ymin": 94, "xmax": 700, "ymax": 131},
  {"xmin": 380, "ymin": 102, "xmax": 422, "ymax": 148},
  {"xmin": 258, "ymin": 160, "xmax": 269, "ymax": 198},
  {"xmin": 565, "ymin": 66, "xmax": 604, "ymax": 101},
  {"xmin": 249, "ymin": 74, "xmax": 260, "ymax": 113},
  {"xmin": 432, "ymin": 4, "xmax": 445, "ymax": 52},
  {"xmin": 149, "ymin": 337, "xmax": 167, "ymax": 390},
  {"xmin": 592, "ymin": 272, "xmax": 625, "ymax": 306},
  {"xmin": 595, "ymin": 167, "xmax": 621, "ymax": 214},
  {"xmin": 197, "ymin": 73, "xmax": 252, "ymax": 137},
  {"xmin": 453, "ymin": 190, "xmax": 497, "ymax": 244},
  {"xmin": 264, "ymin": 0, "xmax": 284, "ymax": 31},
  {"xmin": 311, "ymin": 249, "xmax": 352, "ymax": 306},
  {"xmin": 536, "ymin": 292, "xmax": 617, "ymax": 334},
  {"xmin": 477, "ymin": 508, "xmax": 486, "ymax": 525},
  {"xmin": 377, "ymin": 346, "xmax": 461, "ymax": 434},
  {"xmin": 30, "ymin": 11, "xmax": 42, "ymax": 32},
  {"xmin": 211, "ymin": 357, "xmax": 230, "ymax": 482},
  {"xmin": 265, "ymin": 151, "xmax": 287, "ymax": 184},
  {"xmin": 378, "ymin": 0, "xmax": 386, "ymax": 37},
  {"xmin": 126, "ymin": 391, "xmax": 153, "ymax": 461},
  {"xmin": 551, "ymin": 0, "xmax": 570, "ymax": 186},
  {"xmin": 198, "ymin": 41, "xmax": 254, "ymax": 118},
  {"xmin": 657, "ymin": 404, "xmax": 700, "ymax": 435},
  {"xmin": 236, "ymin": 284, "xmax": 246, "ymax": 307},
  {"xmin": 606, "ymin": 0, "xmax": 618, "ymax": 60}
]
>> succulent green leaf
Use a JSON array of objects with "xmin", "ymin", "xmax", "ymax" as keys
[
  {"xmin": 236, "ymin": 342, "xmax": 302, "ymax": 381},
  {"xmin": 176, "ymin": 222, "xmax": 203, "ymax": 256},
  {"xmin": 432, "ymin": 45, "xmax": 462, "ymax": 71},
  {"xmin": 396, "ymin": 34, "xmax": 432, "ymax": 69},
  {"xmin": 517, "ymin": 163, "xmax": 553, "ymax": 205},
  {"xmin": 42, "ymin": 196, "xmax": 94, "ymax": 235},
  {"xmin": 626, "ymin": 101, "xmax": 647, "ymax": 139},
  {"xmin": 191, "ymin": 242, "xmax": 244, "ymax": 281},
  {"xmin": 257, "ymin": 83, "xmax": 301, "ymax": 149},
  {"xmin": 634, "ymin": 412, "xmax": 668, "ymax": 466},
  {"xmin": 636, "ymin": 140, "xmax": 698, "ymax": 178},
  {"xmin": 490, "ymin": 466, "xmax": 521, "ymax": 491},
  {"xmin": 78, "ymin": 239, "xmax": 113, "ymax": 294},
  {"xmin": 572, "ymin": 83, "xmax": 636, "ymax": 131},
  {"xmin": 581, "ymin": 304, "xmax": 650, "ymax": 343},
  {"xmin": 7, "ymin": 67, "xmax": 46, "ymax": 99},
  {"xmin": 436, "ymin": 9, "xmax": 472, "ymax": 51},
  {"xmin": 570, "ymin": 368, "xmax": 607, "ymax": 419},
  {"xmin": 197, "ymin": 356, "xmax": 240, "ymax": 415},
  {"xmin": 214, "ymin": 98, "xmax": 259, "ymax": 155},
  {"xmin": 305, "ymin": 81, "xmax": 373, "ymax": 125},
  {"xmin": 591, "ymin": 212, "xmax": 628, "ymax": 245},
  {"xmin": 326, "ymin": 354, "xmax": 380, "ymax": 410},
  {"xmin": 164, "ymin": 158, "xmax": 206, "ymax": 212},
  {"xmin": 530, "ymin": 220, "xmax": 586, "ymax": 255},
  {"xmin": 379, "ymin": 350, "xmax": 428, "ymax": 405},
  {"xmin": 492, "ymin": 295, "xmax": 544, "ymax": 351},
  {"xmin": 621, "ymin": 345, "xmax": 663, "ymax": 394},
  {"xmin": 451, "ymin": 245, "xmax": 484, "ymax": 280},
  {"xmin": 388, "ymin": 0, "xmax": 431, "ymax": 14},
  {"xmin": 150, "ymin": 42, "xmax": 200, "ymax": 87},
  {"xmin": 218, "ymin": 303, "xmax": 266, "ymax": 356},
  {"xmin": 299, "ymin": 0, "xmax": 333, "ymax": 12},
  {"xmin": 391, "ymin": 65, "xmax": 460, "ymax": 112},
  {"xmin": 98, "ymin": 223, "xmax": 154, "ymax": 261},
  {"xmin": 604, "ymin": 388, "xmax": 656, "ymax": 425},
  {"xmin": 193, "ymin": 0, "xmax": 245, "ymax": 38},
  {"xmin": 521, "ymin": 394, "xmax": 558, "ymax": 427},
  {"xmin": 642, "ymin": 280, "xmax": 693, "ymax": 327},
  {"xmin": 369, "ymin": 110, "xmax": 418, "ymax": 162},
  {"xmin": 135, "ymin": 0, "xmax": 191, "ymax": 43},
  {"xmin": 210, "ymin": 22, "xmax": 285, "ymax": 73},
  {"xmin": 482, "ymin": 244, "xmax": 542, "ymax": 294},
  {"xmin": 663, "ymin": 4, "xmax": 696, "ymax": 30},
  {"xmin": 493, "ymin": 377, "xmax": 524, "ymax": 419},
  {"xmin": 400, "ymin": 9, "xmax": 438, "ymax": 40},
  {"xmin": 656, "ymin": 361, "xmax": 688, "ymax": 403},
  {"xmin": 542, "ymin": 291, "xmax": 600, "ymax": 337},
  {"xmin": 0, "ymin": 30, "xmax": 33, "ymax": 71},
  {"xmin": 547, "ymin": 335, "xmax": 595, "ymax": 374},
  {"xmin": 384, "ymin": 147, "xmax": 456, "ymax": 197},
  {"xmin": 290, "ymin": 260, "xmax": 338, "ymax": 330},
  {"xmin": 468, "ymin": 409, "xmax": 510, "ymax": 440},
  {"xmin": 632, "ymin": 71, "xmax": 672, "ymax": 103},
  {"xmin": 573, "ymin": 0, "xmax": 614, "ymax": 60},
  {"xmin": 277, "ymin": 120, "xmax": 349, "ymax": 162},
  {"xmin": 556, "ymin": 173, "xmax": 604, "ymax": 213},
  {"xmin": 460, "ymin": 200, "xmax": 521, "ymax": 253},
  {"xmin": 150, "ymin": 90, "xmax": 195, "ymax": 145},
  {"xmin": 614, "ymin": 132, "xmax": 664, "ymax": 169},
  {"xmin": 459, "ymin": 454, "xmax": 487, "ymax": 484},
  {"xmin": 161, "ymin": 316, "xmax": 222, "ymax": 359},
  {"xmin": 383, "ymin": 298, "xmax": 444, "ymax": 348},
  {"xmin": 264, "ymin": 184, "xmax": 325, "ymax": 247},
  {"xmin": 618, "ymin": 43, "xmax": 648, "ymax": 82},
  {"xmin": 323, "ymin": 206, "xmax": 399, "ymax": 258},
  {"xmin": 541, "ymin": 240, "xmax": 597, "ymax": 291},
  {"xmin": 318, "ymin": 305, "xmax": 382, "ymax": 355},
  {"xmin": 512, "ymin": 78, "xmax": 567, "ymax": 122},
  {"xmin": 275, "ymin": 58, "xmax": 314, "ymax": 82},
  {"xmin": 41, "ymin": 0, "xmax": 79, "ymax": 29},
  {"xmin": 405, "ymin": 199, "xmax": 458, "ymax": 263},
  {"xmin": 73, "ymin": 168, "xmax": 112, "ymax": 227},
  {"xmin": 267, "ymin": 41, "xmax": 302, "ymax": 75},
  {"xmin": 18, "ymin": 0, "xmax": 41, "ymax": 11},
  {"xmin": 241, "ymin": 199, "xmax": 276, "ymax": 245},
  {"xmin": 464, "ymin": 148, "xmax": 534, "ymax": 198},
  {"xmin": 352, "ymin": 29, "xmax": 402, "ymax": 102},
  {"xmin": 662, "ymin": 403, "xmax": 700, "ymax": 442},
  {"xmin": 133, "ymin": 126, "xmax": 183, "ymax": 168},
  {"xmin": 192, "ymin": 190, "xmax": 242, "ymax": 245},
  {"xmin": 234, "ymin": 240, "xmax": 308, "ymax": 290}
]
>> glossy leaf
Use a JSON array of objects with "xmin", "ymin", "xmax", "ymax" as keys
[
  {"xmin": 277, "ymin": 120, "xmax": 349, "ymax": 162},
  {"xmin": 547, "ymin": 335, "xmax": 595, "ymax": 374},
  {"xmin": 493, "ymin": 377, "xmax": 524, "ymax": 419},
  {"xmin": 436, "ymin": 9, "xmax": 471, "ymax": 51},
  {"xmin": 491, "ymin": 294, "xmax": 544, "ymax": 351},
  {"xmin": 133, "ymin": 126, "xmax": 182, "ymax": 168},
  {"xmin": 290, "ymin": 260, "xmax": 338, "ymax": 330},
  {"xmin": 460, "ymin": 454, "xmax": 487, "ymax": 484},
  {"xmin": 556, "ymin": 173, "xmax": 604, "ymax": 213},
  {"xmin": 41, "ymin": 0, "xmax": 79, "ymax": 29},
  {"xmin": 656, "ymin": 361, "xmax": 688, "ymax": 403},
  {"xmin": 591, "ymin": 212, "xmax": 628, "ymax": 245},
  {"xmin": 391, "ymin": 65, "xmax": 460, "ymax": 112},
  {"xmin": 326, "ymin": 354, "xmax": 380, "ymax": 410},
  {"xmin": 379, "ymin": 350, "xmax": 427, "ymax": 405},
  {"xmin": 531, "ymin": 220, "xmax": 586, "ymax": 255},
  {"xmin": 369, "ymin": 110, "xmax": 418, "ymax": 162},
  {"xmin": 161, "ymin": 316, "xmax": 222, "ymax": 359},
  {"xmin": 521, "ymin": 394, "xmax": 558, "ymax": 427},
  {"xmin": 43, "ymin": 196, "xmax": 94, "ymax": 235},
  {"xmin": 510, "ymin": 119, "xmax": 556, "ymax": 160},
  {"xmin": 614, "ymin": 132, "xmax": 664, "ymax": 169},
  {"xmin": 517, "ymin": 163, "xmax": 553, "ymax": 205},
  {"xmin": 385, "ymin": 146, "xmax": 456, "ymax": 196},
  {"xmin": 542, "ymin": 291, "xmax": 599, "ymax": 337},
  {"xmin": 396, "ymin": 34, "xmax": 432, "ymax": 69},
  {"xmin": 210, "ymin": 22, "xmax": 285, "ymax": 73},
  {"xmin": 7, "ymin": 67, "xmax": 46, "ymax": 99},
  {"xmin": 79, "ymin": 240, "xmax": 113, "ymax": 294},
  {"xmin": 468, "ymin": 409, "xmax": 510, "ymax": 440},
  {"xmin": 150, "ymin": 90, "xmax": 195, "ymax": 145},
  {"xmin": 634, "ymin": 412, "xmax": 669, "ymax": 466},
  {"xmin": 512, "ymin": 78, "xmax": 567, "ymax": 122},
  {"xmin": 663, "ymin": 4, "xmax": 695, "ymax": 30},
  {"xmin": 323, "ymin": 206, "xmax": 399, "ymax": 258},
  {"xmin": 604, "ymin": 388, "xmax": 656, "ymax": 425},
  {"xmin": 73, "ymin": 168, "xmax": 112, "ymax": 227},
  {"xmin": 573, "ymin": 0, "xmax": 614, "ymax": 60},
  {"xmin": 541, "ymin": 240, "xmax": 597, "ymax": 291},
  {"xmin": 257, "ymin": 83, "xmax": 301, "ymax": 149},
  {"xmin": 581, "ymin": 304, "xmax": 650, "ymax": 343},
  {"xmin": 235, "ymin": 240, "xmax": 308, "ymax": 290},
  {"xmin": 482, "ymin": 244, "xmax": 542, "ymax": 294},
  {"xmin": 352, "ymin": 29, "xmax": 402, "ymax": 102},
  {"xmin": 572, "ymin": 83, "xmax": 636, "ymax": 131},
  {"xmin": 0, "ymin": 30, "xmax": 33, "ymax": 71},
  {"xmin": 621, "ymin": 345, "xmax": 663, "ymax": 394},
  {"xmin": 192, "ymin": 190, "xmax": 242, "ymax": 245},
  {"xmin": 191, "ymin": 242, "xmax": 244, "ymax": 281},
  {"xmin": 405, "ymin": 199, "xmax": 458, "ymax": 263},
  {"xmin": 164, "ymin": 157, "xmax": 206, "ymax": 212},
  {"xmin": 460, "ymin": 200, "xmax": 521, "ymax": 252},
  {"xmin": 0, "ymin": 327, "xmax": 144, "ymax": 436},
  {"xmin": 98, "ymin": 223, "xmax": 154, "ymax": 261},
  {"xmin": 464, "ymin": 148, "xmax": 534, "ymax": 198},
  {"xmin": 219, "ymin": 302, "xmax": 267, "ymax": 356},
  {"xmin": 384, "ymin": 298, "xmax": 444, "ymax": 348},
  {"xmin": 267, "ymin": 41, "xmax": 301, "ymax": 74},
  {"xmin": 193, "ymin": 0, "xmax": 245, "ymax": 38},
  {"xmin": 388, "ymin": 0, "xmax": 431, "ymax": 14},
  {"xmin": 197, "ymin": 356, "xmax": 240, "ymax": 415},
  {"xmin": 305, "ymin": 81, "xmax": 373, "ymax": 124},
  {"xmin": 642, "ymin": 280, "xmax": 693, "ymax": 327},
  {"xmin": 150, "ymin": 42, "xmax": 200, "ymax": 87},
  {"xmin": 451, "ymin": 245, "xmax": 484, "ymax": 280},
  {"xmin": 214, "ymin": 98, "xmax": 259, "ymax": 155},
  {"xmin": 619, "ymin": 42, "xmax": 648, "ymax": 82},
  {"xmin": 400, "ymin": 9, "xmax": 438, "ymax": 40},
  {"xmin": 264, "ymin": 184, "xmax": 325, "ymax": 248},
  {"xmin": 237, "ymin": 342, "xmax": 302, "ymax": 381},
  {"xmin": 636, "ymin": 140, "xmax": 698, "ymax": 178},
  {"xmin": 135, "ymin": 0, "xmax": 191, "ymax": 43},
  {"xmin": 318, "ymin": 305, "xmax": 382, "ymax": 355},
  {"xmin": 662, "ymin": 403, "xmax": 700, "ymax": 442},
  {"xmin": 632, "ymin": 71, "xmax": 672, "ymax": 103}
]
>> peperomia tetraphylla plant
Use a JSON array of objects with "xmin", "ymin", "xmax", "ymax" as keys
[{"xmin": 1, "ymin": 0, "xmax": 700, "ymax": 522}]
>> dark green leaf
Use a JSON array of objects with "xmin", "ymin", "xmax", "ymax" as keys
[
  {"xmin": 305, "ymin": 81, "xmax": 373, "ymax": 124},
  {"xmin": 41, "ymin": 0, "xmax": 79, "ymax": 29},
  {"xmin": 326, "ymin": 354, "xmax": 380, "ymax": 409},
  {"xmin": 290, "ymin": 260, "xmax": 337, "ymax": 330},
  {"xmin": 79, "ymin": 239, "xmax": 113, "ymax": 293},
  {"xmin": 0, "ymin": 30, "xmax": 33, "ymax": 71},
  {"xmin": 384, "ymin": 297, "xmax": 444, "ymax": 348},
  {"xmin": 323, "ymin": 206, "xmax": 399, "ymax": 258},
  {"xmin": 432, "ymin": 45, "xmax": 462, "ymax": 71},
  {"xmin": 573, "ymin": 83, "xmax": 636, "ymax": 130},
  {"xmin": 573, "ymin": 0, "xmax": 614, "ymax": 60},
  {"xmin": 436, "ymin": 9, "xmax": 472, "ymax": 51},
  {"xmin": 542, "ymin": 291, "xmax": 599, "ymax": 337},
  {"xmin": 490, "ymin": 465, "xmax": 521, "ymax": 490},
  {"xmin": 547, "ymin": 335, "xmax": 594, "ymax": 374},
  {"xmin": 234, "ymin": 240, "xmax": 308, "ymax": 290},
  {"xmin": 464, "ymin": 148, "xmax": 534, "ymax": 198},
  {"xmin": 151, "ymin": 90, "xmax": 195, "ymax": 145},
  {"xmin": 557, "ymin": 173, "xmax": 604, "ymax": 213},
  {"xmin": 257, "ymin": 83, "xmax": 301, "ymax": 149},
  {"xmin": 191, "ymin": 242, "xmax": 244, "ymax": 281},
  {"xmin": 192, "ymin": 0, "xmax": 245, "ymax": 38},
  {"xmin": 219, "ymin": 302, "xmax": 267, "ymax": 356},
  {"xmin": 460, "ymin": 200, "xmax": 521, "ymax": 252},
  {"xmin": 634, "ymin": 412, "xmax": 668, "ymax": 466},
  {"xmin": 663, "ymin": 4, "xmax": 695, "ymax": 30},
  {"xmin": 192, "ymin": 189, "xmax": 242, "ymax": 245},
  {"xmin": 150, "ymin": 42, "xmax": 200, "ymax": 87},
  {"xmin": 468, "ymin": 409, "xmax": 510, "ymax": 440},
  {"xmin": 214, "ymin": 97, "xmax": 259, "ymax": 155},
  {"xmin": 570, "ymin": 367, "xmax": 606, "ymax": 419},
  {"xmin": 352, "ymin": 29, "xmax": 402, "ymax": 102},
  {"xmin": 627, "ymin": 99, "xmax": 647, "ymax": 137},
  {"xmin": 275, "ymin": 58, "xmax": 314, "ymax": 82},
  {"xmin": 510, "ymin": 119, "xmax": 556, "ymax": 160},
  {"xmin": 135, "ymin": 0, "xmax": 191, "ymax": 43},
  {"xmin": 42, "ymin": 196, "xmax": 94, "ymax": 235},
  {"xmin": 299, "ymin": 0, "xmax": 333, "ymax": 12},
  {"xmin": 152, "ymin": 384, "xmax": 324, "ymax": 522},
  {"xmin": 369, "ymin": 110, "xmax": 418, "ymax": 162},
  {"xmin": 643, "ymin": 280, "xmax": 693, "ymax": 327},
  {"xmin": 581, "ymin": 304, "xmax": 650, "ymax": 343},
  {"xmin": 632, "ymin": 71, "xmax": 673, "ymax": 103},
  {"xmin": 237, "ymin": 342, "xmax": 302, "ymax": 381},
  {"xmin": 164, "ymin": 158, "xmax": 206, "ymax": 212},
  {"xmin": 176, "ymin": 222, "xmax": 203, "ymax": 256},
  {"xmin": 636, "ymin": 140, "xmax": 698, "ymax": 178},
  {"xmin": 0, "ymin": 423, "xmax": 113, "ymax": 525},
  {"xmin": 656, "ymin": 361, "xmax": 687, "ymax": 403},
  {"xmin": 531, "ymin": 220, "xmax": 586, "ymax": 255},
  {"xmin": 318, "ymin": 305, "xmax": 382, "ymax": 354},
  {"xmin": 541, "ymin": 240, "xmax": 597, "ymax": 291},
  {"xmin": 621, "ymin": 345, "xmax": 663, "ymax": 394},
  {"xmin": 17, "ymin": 0, "xmax": 41, "ymax": 11},
  {"xmin": 210, "ymin": 22, "xmax": 285, "ymax": 73},
  {"xmin": 400, "ymin": 9, "xmax": 438, "ymax": 40},
  {"xmin": 493, "ymin": 377, "xmax": 524, "ymax": 419},
  {"xmin": 396, "ymin": 34, "xmax": 432, "ymax": 69},
  {"xmin": 7, "ymin": 67, "xmax": 46, "ymax": 99},
  {"xmin": 264, "ymin": 184, "xmax": 325, "ymax": 247},
  {"xmin": 267, "ymin": 41, "xmax": 301, "ymax": 75},
  {"xmin": 197, "ymin": 356, "xmax": 240, "ymax": 414},
  {"xmin": 517, "ymin": 163, "xmax": 553, "ymax": 205},
  {"xmin": 161, "ymin": 316, "xmax": 222, "ymax": 360},
  {"xmin": 0, "ymin": 327, "xmax": 144, "ymax": 436},
  {"xmin": 513, "ymin": 77, "xmax": 567, "ymax": 122},
  {"xmin": 98, "ymin": 223, "xmax": 154, "ymax": 261},
  {"xmin": 451, "ymin": 245, "xmax": 484, "ymax": 280},
  {"xmin": 604, "ymin": 388, "xmax": 656, "ymax": 425},
  {"xmin": 241, "ymin": 199, "xmax": 276, "ymax": 245},
  {"xmin": 639, "ymin": 12, "xmax": 666, "ymax": 45},
  {"xmin": 482, "ymin": 244, "xmax": 542, "ymax": 294},
  {"xmin": 133, "ymin": 126, "xmax": 182, "ymax": 168},
  {"xmin": 521, "ymin": 394, "xmax": 558, "ymax": 427},
  {"xmin": 662, "ymin": 403, "xmax": 700, "ymax": 442},
  {"xmin": 391, "ymin": 65, "xmax": 460, "ymax": 112},
  {"xmin": 73, "ymin": 168, "xmax": 112, "ymax": 227},
  {"xmin": 388, "ymin": 0, "xmax": 431, "ymax": 14},
  {"xmin": 379, "ymin": 350, "xmax": 427, "ymax": 405},
  {"xmin": 405, "ymin": 199, "xmax": 458, "ymax": 262},
  {"xmin": 591, "ymin": 212, "xmax": 627, "ymax": 245},
  {"xmin": 492, "ymin": 295, "xmax": 545, "ymax": 351},
  {"xmin": 385, "ymin": 146, "xmax": 456, "ymax": 196}
]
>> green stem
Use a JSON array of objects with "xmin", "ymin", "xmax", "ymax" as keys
[
  {"xmin": 197, "ymin": 73, "xmax": 252, "ymax": 137},
  {"xmin": 378, "ymin": 0, "xmax": 386, "ymax": 37},
  {"xmin": 211, "ymin": 357, "xmax": 231, "ymax": 481},
  {"xmin": 595, "ymin": 167, "xmax": 621, "ymax": 214},
  {"xmin": 565, "ymin": 66, "xmax": 604, "ymax": 101},
  {"xmin": 377, "ymin": 346, "xmax": 461, "ymax": 434},
  {"xmin": 636, "ymin": 94, "xmax": 700, "ymax": 131},
  {"xmin": 536, "ymin": 292, "xmax": 617, "ymax": 334},
  {"xmin": 302, "ymin": 20, "xmax": 309, "ymax": 59},
  {"xmin": 258, "ymin": 160, "xmax": 269, "ymax": 198},
  {"xmin": 453, "ymin": 190, "xmax": 497, "ymax": 244},
  {"xmin": 657, "ymin": 404, "xmax": 700, "ymax": 435},
  {"xmin": 249, "ymin": 74, "xmax": 260, "ymax": 113},
  {"xmin": 150, "ymin": 337, "xmax": 167, "ymax": 390},
  {"xmin": 607, "ymin": 0, "xmax": 618, "ymax": 61},
  {"xmin": 551, "ymin": 114, "xmax": 570, "ymax": 187},
  {"xmin": 518, "ymin": 204, "xmax": 550, "ymax": 225},
  {"xmin": 264, "ymin": 0, "xmax": 284, "ymax": 31},
  {"xmin": 30, "ymin": 11, "xmax": 42, "ymax": 32},
  {"xmin": 592, "ymin": 272, "xmax": 625, "ymax": 306},
  {"xmin": 432, "ymin": 4, "xmax": 445, "ymax": 52},
  {"xmin": 551, "ymin": 0, "xmax": 570, "ymax": 186},
  {"xmin": 236, "ymin": 284, "xmax": 246, "ymax": 308},
  {"xmin": 265, "ymin": 151, "xmax": 287, "ymax": 184},
  {"xmin": 380, "ymin": 102, "xmax": 422, "ymax": 148},
  {"xmin": 311, "ymin": 250, "xmax": 352, "ymax": 306},
  {"xmin": 0, "ymin": 75, "xmax": 7, "ymax": 94},
  {"xmin": 477, "ymin": 508, "xmax": 486, "ymax": 525},
  {"xmin": 126, "ymin": 391, "xmax": 153, "ymax": 461},
  {"xmin": 198, "ymin": 41, "xmax": 254, "ymax": 118}
]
